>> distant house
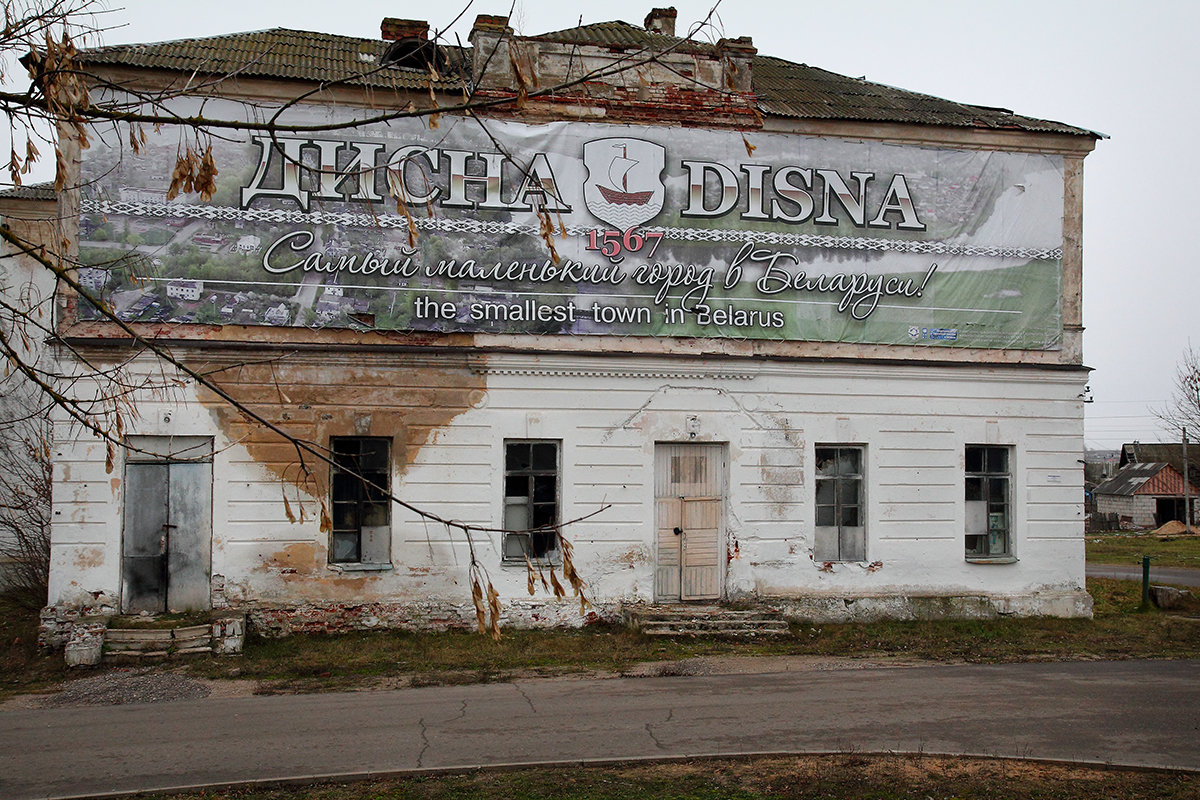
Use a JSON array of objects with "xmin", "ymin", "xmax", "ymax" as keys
[
  {"xmin": 263, "ymin": 303, "xmax": 290, "ymax": 325},
  {"xmin": 1120, "ymin": 442, "xmax": 1200, "ymax": 485},
  {"xmin": 77, "ymin": 267, "xmax": 110, "ymax": 293},
  {"xmin": 116, "ymin": 186, "xmax": 169, "ymax": 205},
  {"xmin": 1094, "ymin": 461, "xmax": 1198, "ymax": 529},
  {"xmin": 315, "ymin": 295, "xmax": 369, "ymax": 321},
  {"xmin": 165, "ymin": 280, "xmax": 203, "ymax": 302}
]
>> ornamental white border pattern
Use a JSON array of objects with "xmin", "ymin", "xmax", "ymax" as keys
[{"xmin": 81, "ymin": 199, "xmax": 1064, "ymax": 261}]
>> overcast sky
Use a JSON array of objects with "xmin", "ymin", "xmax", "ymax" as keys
[{"xmin": 12, "ymin": 1, "xmax": 1198, "ymax": 449}]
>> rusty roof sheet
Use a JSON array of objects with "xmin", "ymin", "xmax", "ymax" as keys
[
  {"xmin": 75, "ymin": 22, "xmax": 1097, "ymax": 137},
  {"xmin": 78, "ymin": 28, "xmax": 468, "ymax": 91}
]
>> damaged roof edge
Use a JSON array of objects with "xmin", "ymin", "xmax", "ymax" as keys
[{"xmin": 72, "ymin": 21, "xmax": 1101, "ymax": 139}]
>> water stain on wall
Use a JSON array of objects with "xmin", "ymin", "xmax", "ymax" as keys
[
  {"xmin": 195, "ymin": 350, "xmax": 485, "ymax": 486},
  {"xmin": 192, "ymin": 350, "xmax": 487, "ymax": 594}
]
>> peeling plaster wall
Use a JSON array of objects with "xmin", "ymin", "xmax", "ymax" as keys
[{"xmin": 48, "ymin": 347, "xmax": 1090, "ymax": 626}]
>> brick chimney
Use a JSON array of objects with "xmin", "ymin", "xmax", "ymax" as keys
[
  {"xmin": 470, "ymin": 14, "xmax": 517, "ymax": 90},
  {"xmin": 381, "ymin": 18, "xmax": 429, "ymax": 41},
  {"xmin": 644, "ymin": 7, "xmax": 677, "ymax": 37},
  {"xmin": 718, "ymin": 35, "xmax": 757, "ymax": 93}
]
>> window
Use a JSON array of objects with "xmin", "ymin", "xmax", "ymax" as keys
[
  {"xmin": 965, "ymin": 445, "xmax": 1011, "ymax": 558},
  {"xmin": 814, "ymin": 446, "xmax": 865, "ymax": 562},
  {"xmin": 503, "ymin": 440, "xmax": 560, "ymax": 562},
  {"xmin": 330, "ymin": 437, "xmax": 391, "ymax": 564}
]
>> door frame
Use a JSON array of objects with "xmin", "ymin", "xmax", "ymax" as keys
[
  {"xmin": 121, "ymin": 436, "xmax": 214, "ymax": 613},
  {"xmin": 653, "ymin": 441, "xmax": 728, "ymax": 603}
]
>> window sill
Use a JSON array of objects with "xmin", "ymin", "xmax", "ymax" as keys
[
  {"xmin": 501, "ymin": 558, "xmax": 562, "ymax": 568},
  {"xmin": 965, "ymin": 556, "xmax": 1018, "ymax": 565},
  {"xmin": 328, "ymin": 562, "xmax": 394, "ymax": 573}
]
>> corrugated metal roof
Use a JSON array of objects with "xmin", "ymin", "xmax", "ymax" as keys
[
  {"xmin": 753, "ymin": 55, "xmax": 1091, "ymax": 136},
  {"xmin": 78, "ymin": 28, "xmax": 468, "ymax": 92},
  {"xmin": 75, "ymin": 21, "xmax": 1098, "ymax": 137},
  {"xmin": 0, "ymin": 183, "xmax": 56, "ymax": 201},
  {"xmin": 1094, "ymin": 463, "xmax": 1168, "ymax": 497},
  {"xmin": 534, "ymin": 21, "xmax": 1093, "ymax": 136}
]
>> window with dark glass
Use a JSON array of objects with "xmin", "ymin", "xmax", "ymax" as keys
[
  {"xmin": 330, "ymin": 437, "xmax": 391, "ymax": 564},
  {"xmin": 814, "ymin": 446, "xmax": 865, "ymax": 562},
  {"xmin": 965, "ymin": 445, "xmax": 1011, "ymax": 558},
  {"xmin": 503, "ymin": 440, "xmax": 560, "ymax": 562}
]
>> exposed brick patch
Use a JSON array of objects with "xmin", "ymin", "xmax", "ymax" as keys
[
  {"xmin": 39, "ymin": 602, "xmax": 117, "ymax": 652},
  {"xmin": 244, "ymin": 599, "xmax": 620, "ymax": 637}
]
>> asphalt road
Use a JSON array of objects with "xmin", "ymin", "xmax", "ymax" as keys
[
  {"xmin": 1086, "ymin": 564, "xmax": 1200, "ymax": 587},
  {"xmin": 2, "ymin": 659, "xmax": 1198, "ymax": 799}
]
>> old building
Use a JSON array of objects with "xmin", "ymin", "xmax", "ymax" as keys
[
  {"xmin": 33, "ymin": 8, "xmax": 1100, "ymax": 635},
  {"xmin": 1092, "ymin": 442, "xmax": 1200, "ymax": 528},
  {"xmin": 165, "ymin": 280, "xmax": 204, "ymax": 302},
  {"xmin": 1119, "ymin": 441, "xmax": 1200, "ymax": 484},
  {"xmin": 1093, "ymin": 462, "xmax": 1198, "ymax": 530}
]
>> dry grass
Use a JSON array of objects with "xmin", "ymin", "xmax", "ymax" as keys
[
  {"xmin": 172, "ymin": 577, "xmax": 1200, "ymax": 692},
  {"xmin": 5, "ymin": 577, "xmax": 1199, "ymax": 699},
  {"xmin": 0, "ymin": 594, "xmax": 68, "ymax": 698},
  {"xmin": 1086, "ymin": 531, "xmax": 1200, "ymax": 568},
  {"xmin": 135, "ymin": 755, "xmax": 1200, "ymax": 799}
]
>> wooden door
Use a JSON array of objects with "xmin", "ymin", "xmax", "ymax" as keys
[{"xmin": 654, "ymin": 443, "xmax": 725, "ymax": 601}]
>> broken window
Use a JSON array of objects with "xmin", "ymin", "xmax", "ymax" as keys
[
  {"xmin": 330, "ymin": 437, "xmax": 391, "ymax": 564},
  {"xmin": 965, "ymin": 444, "xmax": 1011, "ymax": 558},
  {"xmin": 503, "ymin": 440, "xmax": 560, "ymax": 562},
  {"xmin": 814, "ymin": 445, "xmax": 865, "ymax": 561}
]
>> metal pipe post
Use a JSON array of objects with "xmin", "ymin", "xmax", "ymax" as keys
[
  {"xmin": 1141, "ymin": 554, "xmax": 1152, "ymax": 610},
  {"xmin": 1185, "ymin": 427, "xmax": 1191, "ymax": 533}
]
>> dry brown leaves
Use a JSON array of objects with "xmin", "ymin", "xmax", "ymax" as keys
[{"xmin": 167, "ymin": 145, "xmax": 217, "ymax": 202}]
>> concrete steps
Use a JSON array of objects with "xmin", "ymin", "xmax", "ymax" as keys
[
  {"xmin": 105, "ymin": 624, "xmax": 214, "ymax": 658},
  {"xmin": 624, "ymin": 605, "xmax": 790, "ymax": 637}
]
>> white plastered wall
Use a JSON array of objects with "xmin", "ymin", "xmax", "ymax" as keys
[{"xmin": 48, "ymin": 350, "xmax": 1089, "ymax": 618}]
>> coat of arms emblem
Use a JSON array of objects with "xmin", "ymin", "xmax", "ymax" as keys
[{"xmin": 583, "ymin": 138, "xmax": 665, "ymax": 230}]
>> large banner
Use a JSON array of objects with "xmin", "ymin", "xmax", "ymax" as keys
[{"xmin": 79, "ymin": 100, "xmax": 1065, "ymax": 349}]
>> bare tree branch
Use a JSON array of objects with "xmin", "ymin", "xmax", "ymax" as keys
[
  {"xmin": 0, "ymin": 0, "xmax": 749, "ymax": 627},
  {"xmin": 1156, "ymin": 344, "xmax": 1200, "ymax": 438}
]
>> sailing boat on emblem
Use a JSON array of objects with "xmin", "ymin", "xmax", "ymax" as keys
[
  {"xmin": 596, "ymin": 143, "xmax": 654, "ymax": 205},
  {"xmin": 583, "ymin": 137, "xmax": 665, "ymax": 229}
]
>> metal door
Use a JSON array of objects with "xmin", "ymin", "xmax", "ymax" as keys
[
  {"xmin": 654, "ymin": 443, "xmax": 725, "ymax": 601},
  {"xmin": 122, "ymin": 462, "xmax": 169, "ymax": 613},
  {"xmin": 122, "ymin": 437, "xmax": 213, "ymax": 613}
]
